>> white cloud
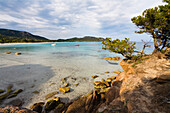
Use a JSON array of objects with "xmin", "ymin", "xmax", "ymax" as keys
[{"xmin": 0, "ymin": 0, "xmax": 165, "ymax": 41}]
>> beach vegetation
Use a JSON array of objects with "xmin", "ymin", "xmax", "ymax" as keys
[{"xmin": 131, "ymin": 0, "xmax": 170, "ymax": 54}]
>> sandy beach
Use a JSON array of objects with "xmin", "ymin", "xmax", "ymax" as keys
[{"xmin": 0, "ymin": 42, "xmax": 122, "ymax": 108}]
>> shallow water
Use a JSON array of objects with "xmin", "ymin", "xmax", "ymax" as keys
[{"xmin": 0, "ymin": 42, "xmax": 154, "ymax": 107}]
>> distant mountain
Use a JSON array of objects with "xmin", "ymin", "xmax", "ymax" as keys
[
  {"xmin": 0, "ymin": 28, "xmax": 48, "ymax": 43},
  {"xmin": 56, "ymin": 36, "xmax": 105, "ymax": 42}
]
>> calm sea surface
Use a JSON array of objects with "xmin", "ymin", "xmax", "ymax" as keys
[{"xmin": 0, "ymin": 42, "xmax": 154, "ymax": 77}]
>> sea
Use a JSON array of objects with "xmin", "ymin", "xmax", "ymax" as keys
[
  {"xmin": 0, "ymin": 42, "xmax": 154, "ymax": 74},
  {"xmin": 0, "ymin": 42, "xmax": 154, "ymax": 106}
]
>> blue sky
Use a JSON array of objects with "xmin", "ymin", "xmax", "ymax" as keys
[{"xmin": 0, "ymin": 0, "xmax": 165, "ymax": 41}]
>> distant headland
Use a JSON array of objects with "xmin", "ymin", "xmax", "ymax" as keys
[{"xmin": 0, "ymin": 28, "xmax": 105, "ymax": 43}]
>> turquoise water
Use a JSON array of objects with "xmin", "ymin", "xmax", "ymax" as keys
[
  {"xmin": 0, "ymin": 42, "xmax": 154, "ymax": 57},
  {"xmin": 0, "ymin": 41, "xmax": 154, "ymax": 79},
  {"xmin": 0, "ymin": 42, "xmax": 154, "ymax": 106}
]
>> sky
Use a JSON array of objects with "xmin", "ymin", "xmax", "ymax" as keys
[{"xmin": 0, "ymin": 0, "xmax": 165, "ymax": 41}]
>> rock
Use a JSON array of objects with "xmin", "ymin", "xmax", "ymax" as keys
[
  {"xmin": 32, "ymin": 90, "xmax": 39, "ymax": 94},
  {"xmin": 105, "ymin": 71, "xmax": 110, "ymax": 73},
  {"xmin": 0, "ymin": 89, "xmax": 5, "ymax": 94},
  {"xmin": 103, "ymin": 81, "xmax": 110, "ymax": 87},
  {"xmin": 54, "ymin": 103, "xmax": 65, "ymax": 113},
  {"xmin": 100, "ymin": 93, "xmax": 105, "ymax": 101},
  {"xmin": 99, "ymin": 87, "xmax": 110, "ymax": 93},
  {"xmin": 82, "ymin": 77, "xmax": 86, "ymax": 80},
  {"xmin": 92, "ymin": 75, "xmax": 99, "ymax": 79},
  {"xmin": 113, "ymin": 70, "xmax": 121, "ymax": 74},
  {"xmin": 45, "ymin": 100, "xmax": 59, "ymax": 111},
  {"xmin": 4, "ymin": 52, "xmax": 11, "ymax": 54},
  {"xmin": 0, "ymin": 106, "xmax": 36, "ymax": 113},
  {"xmin": 8, "ymin": 89, "xmax": 23, "ymax": 98},
  {"xmin": 0, "ymin": 85, "xmax": 13, "ymax": 100},
  {"xmin": 52, "ymin": 97, "xmax": 60, "ymax": 101},
  {"xmin": 49, "ymin": 82, "xmax": 56, "ymax": 86},
  {"xmin": 64, "ymin": 83, "xmax": 69, "ymax": 87},
  {"xmin": 94, "ymin": 84, "xmax": 107, "ymax": 89},
  {"xmin": 120, "ymin": 60, "xmax": 135, "ymax": 74},
  {"xmin": 155, "ymin": 71, "xmax": 170, "ymax": 83},
  {"xmin": 59, "ymin": 87, "xmax": 70, "ymax": 93},
  {"xmin": 94, "ymin": 81, "xmax": 102, "ymax": 86},
  {"xmin": 61, "ymin": 78, "xmax": 66, "ymax": 82},
  {"xmin": 74, "ymin": 83, "xmax": 79, "ymax": 86},
  {"xmin": 105, "ymin": 86, "xmax": 120, "ymax": 103},
  {"xmin": 104, "ymin": 57, "xmax": 120, "ymax": 61},
  {"xmin": 15, "ymin": 52, "xmax": 21, "ymax": 55},
  {"xmin": 7, "ymin": 98, "xmax": 23, "ymax": 106},
  {"xmin": 30, "ymin": 102, "xmax": 44, "ymax": 113},
  {"xmin": 65, "ymin": 97, "xmax": 87, "ymax": 113},
  {"xmin": 106, "ymin": 78, "xmax": 112, "ymax": 82},
  {"xmin": 45, "ymin": 91, "xmax": 58, "ymax": 100},
  {"xmin": 107, "ymin": 76, "xmax": 116, "ymax": 80},
  {"xmin": 101, "ymin": 78, "xmax": 105, "ymax": 82}
]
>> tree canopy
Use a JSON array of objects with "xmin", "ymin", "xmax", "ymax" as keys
[
  {"xmin": 131, "ymin": 0, "xmax": 170, "ymax": 53},
  {"xmin": 102, "ymin": 38, "xmax": 138, "ymax": 59}
]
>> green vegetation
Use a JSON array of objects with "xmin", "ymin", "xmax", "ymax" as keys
[
  {"xmin": 102, "ymin": 0, "xmax": 169, "ymax": 61},
  {"xmin": 0, "ymin": 28, "xmax": 48, "ymax": 43},
  {"xmin": 56, "ymin": 36, "xmax": 105, "ymax": 42},
  {"xmin": 0, "ymin": 28, "xmax": 104, "ymax": 43},
  {"xmin": 102, "ymin": 38, "xmax": 139, "ymax": 59},
  {"xmin": 131, "ymin": 0, "xmax": 170, "ymax": 54}
]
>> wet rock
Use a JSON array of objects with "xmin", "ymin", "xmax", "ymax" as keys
[
  {"xmin": 30, "ymin": 102, "xmax": 44, "ymax": 113},
  {"xmin": 59, "ymin": 87, "xmax": 70, "ymax": 93},
  {"xmin": 101, "ymin": 78, "xmax": 105, "ymax": 82},
  {"xmin": 61, "ymin": 78, "xmax": 66, "ymax": 82},
  {"xmin": 104, "ymin": 56, "xmax": 120, "ymax": 61},
  {"xmin": 45, "ymin": 91, "xmax": 58, "ymax": 100},
  {"xmin": 74, "ymin": 83, "xmax": 79, "ymax": 86},
  {"xmin": 49, "ymin": 82, "xmax": 56, "ymax": 86},
  {"xmin": 4, "ymin": 52, "xmax": 11, "ymax": 54},
  {"xmin": 64, "ymin": 83, "xmax": 69, "ymax": 87},
  {"xmin": 103, "ymin": 81, "xmax": 110, "ymax": 87},
  {"xmin": 92, "ymin": 75, "xmax": 99, "ymax": 79},
  {"xmin": 32, "ymin": 90, "xmax": 39, "ymax": 94},
  {"xmin": 106, "ymin": 78, "xmax": 112, "ymax": 82},
  {"xmin": 8, "ymin": 89, "xmax": 23, "ymax": 98},
  {"xmin": 105, "ymin": 71, "xmax": 110, "ymax": 73},
  {"xmin": 113, "ymin": 70, "xmax": 121, "ymax": 74},
  {"xmin": 15, "ymin": 52, "xmax": 21, "ymax": 55},
  {"xmin": 0, "ymin": 89, "xmax": 5, "ymax": 94},
  {"xmin": 94, "ymin": 81, "xmax": 102, "ymax": 86},
  {"xmin": 107, "ymin": 76, "xmax": 116, "ymax": 80},
  {"xmin": 0, "ymin": 85, "xmax": 13, "ymax": 100}
]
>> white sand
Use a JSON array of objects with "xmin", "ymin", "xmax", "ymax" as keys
[{"xmin": 0, "ymin": 50, "xmax": 122, "ymax": 108}]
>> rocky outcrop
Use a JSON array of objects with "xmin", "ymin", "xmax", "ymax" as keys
[{"xmin": 64, "ymin": 52, "xmax": 170, "ymax": 113}]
